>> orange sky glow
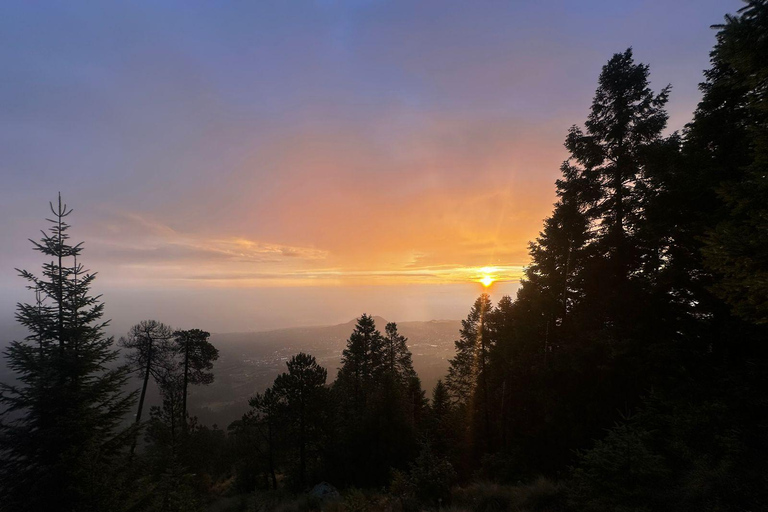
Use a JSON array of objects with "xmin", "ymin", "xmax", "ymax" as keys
[{"xmin": 0, "ymin": 1, "xmax": 737, "ymax": 332}]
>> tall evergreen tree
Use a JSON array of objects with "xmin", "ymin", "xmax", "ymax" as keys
[
  {"xmin": 426, "ymin": 380, "xmax": 458, "ymax": 462},
  {"xmin": 383, "ymin": 322, "xmax": 416, "ymax": 383},
  {"xmin": 0, "ymin": 195, "xmax": 135, "ymax": 511},
  {"xmin": 330, "ymin": 315, "xmax": 422, "ymax": 487},
  {"xmin": 120, "ymin": 319, "xmax": 174, "ymax": 453},
  {"xmin": 699, "ymin": 0, "xmax": 768, "ymax": 325},
  {"xmin": 336, "ymin": 314, "xmax": 384, "ymax": 412},
  {"xmin": 526, "ymin": 163, "xmax": 593, "ymax": 329},
  {"xmin": 445, "ymin": 293, "xmax": 494, "ymax": 455},
  {"xmin": 146, "ymin": 368, "xmax": 187, "ymax": 459},
  {"xmin": 248, "ymin": 387, "xmax": 284, "ymax": 490},
  {"xmin": 173, "ymin": 328, "xmax": 218, "ymax": 423},
  {"xmin": 273, "ymin": 353, "xmax": 328, "ymax": 489},
  {"xmin": 445, "ymin": 294, "xmax": 492, "ymax": 407},
  {"xmin": 565, "ymin": 48, "xmax": 671, "ymax": 328}
]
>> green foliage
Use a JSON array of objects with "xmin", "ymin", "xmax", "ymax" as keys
[
  {"xmin": 0, "ymin": 195, "xmax": 136, "ymax": 511},
  {"xmin": 273, "ymin": 353, "xmax": 329, "ymax": 489},
  {"xmin": 699, "ymin": 0, "xmax": 768, "ymax": 324},
  {"xmin": 408, "ymin": 445, "xmax": 457, "ymax": 508},
  {"xmin": 120, "ymin": 319, "xmax": 175, "ymax": 454},
  {"xmin": 568, "ymin": 371, "xmax": 768, "ymax": 512},
  {"xmin": 329, "ymin": 315, "xmax": 422, "ymax": 487},
  {"xmin": 569, "ymin": 422, "xmax": 670, "ymax": 512}
]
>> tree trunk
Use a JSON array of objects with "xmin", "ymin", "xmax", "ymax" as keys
[
  {"xmin": 130, "ymin": 342, "xmax": 153, "ymax": 455},
  {"xmin": 182, "ymin": 338, "xmax": 190, "ymax": 430},
  {"xmin": 268, "ymin": 420, "xmax": 277, "ymax": 490}
]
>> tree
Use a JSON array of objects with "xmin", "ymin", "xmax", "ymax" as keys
[
  {"xmin": 336, "ymin": 314, "xmax": 384, "ymax": 412},
  {"xmin": 526, "ymin": 163, "xmax": 593, "ymax": 329},
  {"xmin": 248, "ymin": 387, "xmax": 284, "ymax": 490},
  {"xmin": 383, "ymin": 322, "xmax": 416, "ymax": 383},
  {"xmin": 446, "ymin": 293, "xmax": 494, "ymax": 456},
  {"xmin": 445, "ymin": 294, "xmax": 492, "ymax": 406},
  {"xmin": 699, "ymin": 0, "xmax": 768, "ymax": 324},
  {"xmin": 273, "ymin": 352, "xmax": 328, "ymax": 488},
  {"xmin": 0, "ymin": 195, "xmax": 135, "ymax": 511},
  {"xmin": 330, "ymin": 315, "xmax": 422, "ymax": 487},
  {"xmin": 426, "ymin": 380, "xmax": 459, "ymax": 463},
  {"xmin": 565, "ymin": 48, "xmax": 671, "ymax": 327},
  {"xmin": 173, "ymin": 328, "xmax": 218, "ymax": 424},
  {"xmin": 146, "ymin": 368, "xmax": 187, "ymax": 459},
  {"xmin": 120, "ymin": 319, "xmax": 174, "ymax": 452}
]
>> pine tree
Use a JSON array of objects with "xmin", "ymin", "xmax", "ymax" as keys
[
  {"xmin": 565, "ymin": 48, "xmax": 671, "ymax": 327},
  {"xmin": 445, "ymin": 294, "xmax": 494, "ymax": 454},
  {"xmin": 527, "ymin": 163, "xmax": 593, "ymax": 328},
  {"xmin": 0, "ymin": 195, "xmax": 135, "ymax": 511},
  {"xmin": 699, "ymin": 0, "xmax": 768, "ymax": 324},
  {"xmin": 383, "ymin": 322, "xmax": 417, "ymax": 383},
  {"xmin": 173, "ymin": 328, "xmax": 218, "ymax": 423},
  {"xmin": 336, "ymin": 314, "xmax": 384, "ymax": 412},
  {"xmin": 248, "ymin": 387, "xmax": 284, "ymax": 490},
  {"xmin": 445, "ymin": 294, "xmax": 492, "ymax": 406},
  {"xmin": 146, "ymin": 368, "xmax": 186, "ymax": 458},
  {"xmin": 120, "ymin": 319, "xmax": 174, "ymax": 453},
  {"xmin": 331, "ymin": 315, "xmax": 421, "ymax": 487},
  {"xmin": 273, "ymin": 352, "xmax": 328, "ymax": 488},
  {"xmin": 427, "ymin": 380, "xmax": 456, "ymax": 460}
]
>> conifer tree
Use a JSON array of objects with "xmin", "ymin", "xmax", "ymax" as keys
[
  {"xmin": 146, "ymin": 368, "xmax": 186, "ymax": 458},
  {"xmin": 120, "ymin": 320, "xmax": 174, "ymax": 453},
  {"xmin": 0, "ymin": 195, "xmax": 135, "ymax": 511},
  {"xmin": 273, "ymin": 352, "xmax": 328, "ymax": 488},
  {"xmin": 565, "ymin": 48, "xmax": 671, "ymax": 326},
  {"xmin": 699, "ymin": 0, "xmax": 768, "ymax": 324},
  {"xmin": 173, "ymin": 328, "xmax": 218, "ymax": 423},
  {"xmin": 331, "ymin": 315, "xmax": 422, "ymax": 486},
  {"xmin": 248, "ymin": 387, "xmax": 284, "ymax": 490},
  {"xmin": 445, "ymin": 293, "xmax": 494, "ymax": 454},
  {"xmin": 427, "ymin": 380, "xmax": 456, "ymax": 460},
  {"xmin": 445, "ymin": 294, "xmax": 492, "ymax": 406},
  {"xmin": 336, "ymin": 314, "xmax": 384, "ymax": 412},
  {"xmin": 383, "ymin": 322, "xmax": 417, "ymax": 383},
  {"xmin": 526, "ymin": 164, "xmax": 593, "ymax": 327}
]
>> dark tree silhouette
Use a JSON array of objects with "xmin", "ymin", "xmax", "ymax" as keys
[
  {"xmin": 445, "ymin": 294, "xmax": 492, "ymax": 406},
  {"xmin": 336, "ymin": 314, "xmax": 384, "ymax": 412},
  {"xmin": 273, "ymin": 352, "xmax": 328, "ymax": 488},
  {"xmin": 173, "ymin": 328, "xmax": 218, "ymax": 424},
  {"xmin": 120, "ymin": 319, "xmax": 174, "ymax": 453},
  {"xmin": 248, "ymin": 387, "xmax": 283, "ymax": 490},
  {"xmin": 383, "ymin": 322, "xmax": 416, "ymax": 382},
  {"xmin": 565, "ymin": 48, "xmax": 671, "ymax": 329},
  {"xmin": 0, "ymin": 195, "xmax": 135, "ymax": 511},
  {"xmin": 699, "ymin": 0, "xmax": 768, "ymax": 324}
]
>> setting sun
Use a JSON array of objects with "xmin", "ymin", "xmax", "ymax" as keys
[{"xmin": 480, "ymin": 274, "xmax": 495, "ymax": 287}]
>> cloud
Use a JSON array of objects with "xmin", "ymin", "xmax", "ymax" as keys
[
  {"xmin": 177, "ymin": 264, "xmax": 525, "ymax": 287},
  {"xmin": 83, "ymin": 212, "xmax": 328, "ymax": 278}
]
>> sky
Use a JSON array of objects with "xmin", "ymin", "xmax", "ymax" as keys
[{"xmin": 0, "ymin": 0, "xmax": 742, "ymax": 334}]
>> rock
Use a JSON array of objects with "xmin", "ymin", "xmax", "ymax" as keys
[{"xmin": 309, "ymin": 481, "xmax": 340, "ymax": 500}]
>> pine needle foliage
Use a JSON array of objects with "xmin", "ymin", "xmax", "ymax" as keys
[{"xmin": 0, "ymin": 195, "xmax": 136, "ymax": 511}]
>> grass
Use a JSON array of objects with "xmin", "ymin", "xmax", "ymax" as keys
[{"xmin": 205, "ymin": 477, "xmax": 566, "ymax": 512}]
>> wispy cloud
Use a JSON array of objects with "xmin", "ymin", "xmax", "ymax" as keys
[
  {"xmin": 179, "ymin": 265, "xmax": 525, "ymax": 286},
  {"xmin": 80, "ymin": 211, "xmax": 524, "ymax": 287}
]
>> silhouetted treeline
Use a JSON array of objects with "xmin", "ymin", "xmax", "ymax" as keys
[{"xmin": 1, "ymin": 2, "xmax": 767, "ymax": 511}]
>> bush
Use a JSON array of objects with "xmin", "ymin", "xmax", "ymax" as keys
[{"xmin": 452, "ymin": 482, "xmax": 514, "ymax": 512}]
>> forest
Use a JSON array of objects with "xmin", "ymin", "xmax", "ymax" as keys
[{"xmin": 1, "ymin": 2, "xmax": 767, "ymax": 511}]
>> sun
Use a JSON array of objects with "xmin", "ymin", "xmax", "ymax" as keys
[{"xmin": 478, "ymin": 266, "xmax": 497, "ymax": 287}]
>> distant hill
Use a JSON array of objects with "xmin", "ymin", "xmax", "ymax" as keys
[
  {"xmin": 190, "ymin": 317, "xmax": 462, "ymax": 428},
  {"xmin": 0, "ymin": 317, "xmax": 463, "ymax": 428}
]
